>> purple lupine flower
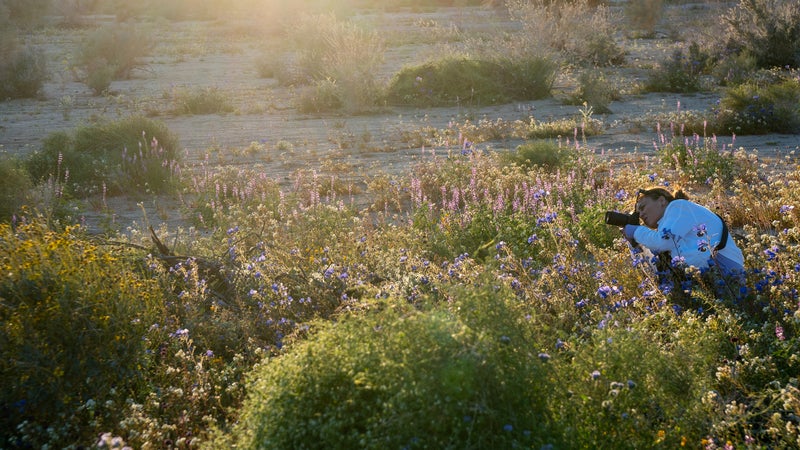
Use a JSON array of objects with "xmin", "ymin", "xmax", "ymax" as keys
[{"xmin": 693, "ymin": 224, "xmax": 707, "ymax": 237}]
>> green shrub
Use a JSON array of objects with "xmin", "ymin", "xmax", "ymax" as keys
[
  {"xmin": 171, "ymin": 86, "xmax": 234, "ymax": 115},
  {"xmin": 0, "ymin": 47, "xmax": 47, "ymax": 100},
  {"xmin": 25, "ymin": 116, "xmax": 181, "ymax": 196},
  {"xmin": 714, "ymin": 74, "xmax": 800, "ymax": 134},
  {"xmin": 0, "ymin": 221, "xmax": 164, "ymax": 448},
  {"xmin": 505, "ymin": 139, "xmax": 570, "ymax": 171},
  {"xmin": 78, "ymin": 23, "xmax": 152, "ymax": 81},
  {"xmin": 723, "ymin": 0, "xmax": 800, "ymax": 69},
  {"xmin": 219, "ymin": 287, "xmax": 558, "ymax": 449},
  {"xmin": 385, "ymin": 56, "xmax": 555, "ymax": 107},
  {"xmin": 85, "ymin": 62, "xmax": 115, "ymax": 96},
  {"xmin": 644, "ymin": 48, "xmax": 702, "ymax": 93},
  {"xmin": 0, "ymin": 154, "xmax": 32, "ymax": 221}
]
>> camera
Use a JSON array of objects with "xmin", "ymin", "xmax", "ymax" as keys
[{"xmin": 604, "ymin": 211, "xmax": 640, "ymax": 227}]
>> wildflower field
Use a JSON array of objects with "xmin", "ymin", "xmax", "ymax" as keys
[{"xmin": 2, "ymin": 0, "xmax": 800, "ymax": 449}]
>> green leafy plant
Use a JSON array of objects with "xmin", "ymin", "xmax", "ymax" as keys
[{"xmin": 505, "ymin": 139, "xmax": 571, "ymax": 171}]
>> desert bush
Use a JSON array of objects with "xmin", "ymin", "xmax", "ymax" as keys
[
  {"xmin": 624, "ymin": 0, "xmax": 664, "ymax": 37},
  {"xmin": 78, "ymin": 23, "xmax": 152, "ymax": 81},
  {"xmin": 385, "ymin": 56, "xmax": 555, "ymax": 107},
  {"xmin": 85, "ymin": 61, "xmax": 115, "ymax": 95},
  {"xmin": 507, "ymin": 0, "xmax": 625, "ymax": 66},
  {"xmin": 295, "ymin": 78, "xmax": 343, "ymax": 113},
  {"xmin": 712, "ymin": 49, "xmax": 758, "ymax": 86},
  {"xmin": 0, "ymin": 221, "xmax": 164, "ymax": 448},
  {"xmin": 0, "ymin": 154, "xmax": 33, "ymax": 221},
  {"xmin": 0, "ymin": 46, "xmax": 47, "ymax": 100},
  {"xmin": 712, "ymin": 71, "xmax": 800, "ymax": 135},
  {"xmin": 644, "ymin": 48, "xmax": 703, "ymax": 93},
  {"xmin": 567, "ymin": 70, "xmax": 618, "ymax": 114},
  {"xmin": 288, "ymin": 13, "xmax": 384, "ymax": 112},
  {"xmin": 723, "ymin": 0, "xmax": 800, "ymax": 69},
  {"xmin": 170, "ymin": 86, "xmax": 234, "ymax": 115},
  {"xmin": 505, "ymin": 139, "xmax": 572, "ymax": 171},
  {"xmin": 25, "ymin": 116, "xmax": 181, "ymax": 196}
]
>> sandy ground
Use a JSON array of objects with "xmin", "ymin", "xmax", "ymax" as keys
[{"xmin": 1, "ymin": 4, "xmax": 798, "ymax": 232}]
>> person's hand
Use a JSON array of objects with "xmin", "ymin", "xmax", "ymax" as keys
[{"xmin": 623, "ymin": 224, "xmax": 638, "ymax": 242}]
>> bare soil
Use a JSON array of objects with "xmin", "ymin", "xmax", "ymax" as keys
[{"xmin": 1, "ymin": 3, "xmax": 798, "ymax": 232}]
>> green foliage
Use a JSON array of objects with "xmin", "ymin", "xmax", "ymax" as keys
[
  {"xmin": 0, "ymin": 221, "xmax": 163, "ymax": 448},
  {"xmin": 5, "ymin": 122, "xmax": 800, "ymax": 448},
  {"xmin": 505, "ymin": 139, "xmax": 571, "ymax": 171},
  {"xmin": 645, "ymin": 48, "xmax": 702, "ymax": 93},
  {"xmin": 0, "ymin": 47, "xmax": 47, "ymax": 100},
  {"xmin": 723, "ymin": 0, "xmax": 800, "ymax": 69},
  {"xmin": 0, "ymin": 154, "xmax": 32, "ymax": 221},
  {"xmin": 224, "ymin": 286, "xmax": 557, "ymax": 450},
  {"xmin": 714, "ymin": 73, "xmax": 800, "ymax": 134},
  {"xmin": 25, "ymin": 116, "xmax": 181, "ymax": 196},
  {"xmin": 78, "ymin": 23, "xmax": 152, "ymax": 81},
  {"xmin": 385, "ymin": 56, "xmax": 555, "ymax": 107}
]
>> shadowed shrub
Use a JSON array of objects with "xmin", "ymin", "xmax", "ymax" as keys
[
  {"xmin": 385, "ymin": 56, "xmax": 555, "ymax": 107},
  {"xmin": 78, "ymin": 23, "xmax": 152, "ymax": 81},
  {"xmin": 0, "ymin": 154, "xmax": 33, "ymax": 221},
  {"xmin": 0, "ymin": 47, "xmax": 47, "ymax": 100},
  {"xmin": 0, "ymin": 221, "xmax": 164, "ymax": 448}
]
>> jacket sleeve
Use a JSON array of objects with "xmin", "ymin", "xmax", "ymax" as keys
[{"xmin": 632, "ymin": 200, "xmax": 709, "ymax": 253}]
